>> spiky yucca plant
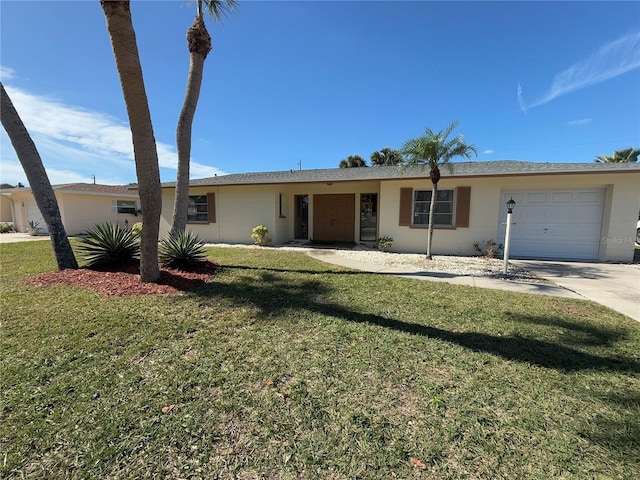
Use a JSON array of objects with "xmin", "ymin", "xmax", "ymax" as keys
[
  {"xmin": 159, "ymin": 230, "xmax": 207, "ymax": 268},
  {"xmin": 79, "ymin": 222, "xmax": 140, "ymax": 268}
]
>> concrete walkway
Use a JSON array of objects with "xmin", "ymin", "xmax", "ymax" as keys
[
  {"xmin": 308, "ymin": 250, "xmax": 640, "ymax": 322},
  {"xmin": 0, "ymin": 232, "xmax": 51, "ymax": 243}
]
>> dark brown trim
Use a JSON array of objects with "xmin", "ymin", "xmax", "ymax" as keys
[
  {"xmin": 207, "ymin": 192, "xmax": 216, "ymax": 223},
  {"xmin": 399, "ymin": 187, "xmax": 412, "ymax": 226},
  {"xmin": 455, "ymin": 186, "xmax": 471, "ymax": 228}
]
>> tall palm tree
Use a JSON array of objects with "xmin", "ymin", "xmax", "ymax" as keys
[
  {"xmin": 101, "ymin": 0, "xmax": 162, "ymax": 283},
  {"xmin": 401, "ymin": 121, "xmax": 476, "ymax": 259},
  {"xmin": 594, "ymin": 147, "xmax": 639, "ymax": 163},
  {"xmin": 370, "ymin": 147, "xmax": 402, "ymax": 166},
  {"xmin": 171, "ymin": 0, "xmax": 236, "ymax": 235},
  {"xmin": 1, "ymin": 83, "xmax": 78, "ymax": 271},
  {"xmin": 338, "ymin": 155, "xmax": 367, "ymax": 168}
]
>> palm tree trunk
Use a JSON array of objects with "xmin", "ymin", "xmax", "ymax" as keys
[
  {"xmin": 1, "ymin": 83, "xmax": 78, "ymax": 271},
  {"xmin": 171, "ymin": 13, "xmax": 211, "ymax": 235},
  {"xmin": 101, "ymin": 0, "xmax": 161, "ymax": 283},
  {"xmin": 426, "ymin": 181, "xmax": 437, "ymax": 259}
]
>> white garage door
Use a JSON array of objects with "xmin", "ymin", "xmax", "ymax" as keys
[
  {"xmin": 25, "ymin": 199, "xmax": 49, "ymax": 234},
  {"xmin": 498, "ymin": 189, "xmax": 605, "ymax": 260}
]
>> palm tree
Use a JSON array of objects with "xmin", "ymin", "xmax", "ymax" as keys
[
  {"xmin": 338, "ymin": 155, "xmax": 367, "ymax": 168},
  {"xmin": 1, "ymin": 83, "xmax": 78, "ymax": 271},
  {"xmin": 401, "ymin": 121, "xmax": 476, "ymax": 259},
  {"xmin": 100, "ymin": 0, "xmax": 162, "ymax": 283},
  {"xmin": 594, "ymin": 147, "xmax": 639, "ymax": 163},
  {"xmin": 171, "ymin": 0, "xmax": 236, "ymax": 235},
  {"xmin": 370, "ymin": 147, "xmax": 402, "ymax": 166}
]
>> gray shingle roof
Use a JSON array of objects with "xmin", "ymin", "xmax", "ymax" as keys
[
  {"xmin": 162, "ymin": 160, "xmax": 640, "ymax": 188},
  {"xmin": 0, "ymin": 183, "xmax": 138, "ymax": 196}
]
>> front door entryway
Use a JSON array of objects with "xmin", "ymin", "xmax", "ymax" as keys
[
  {"xmin": 360, "ymin": 193, "xmax": 378, "ymax": 241},
  {"xmin": 313, "ymin": 194, "xmax": 355, "ymax": 243},
  {"xmin": 294, "ymin": 195, "xmax": 309, "ymax": 239}
]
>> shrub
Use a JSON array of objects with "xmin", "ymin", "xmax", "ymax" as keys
[
  {"xmin": 251, "ymin": 225, "xmax": 271, "ymax": 246},
  {"xmin": 78, "ymin": 222, "xmax": 140, "ymax": 268},
  {"xmin": 131, "ymin": 221, "xmax": 143, "ymax": 239},
  {"xmin": 159, "ymin": 230, "xmax": 207, "ymax": 269},
  {"xmin": 473, "ymin": 239, "xmax": 504, "ymax": 258},
  {"xmin": 0, "ymin": 223, "xmax": 13, "ymax": 233},
  {"xmin": 377, "ymin": 236, "xmax": 394, "ymax": 252}
]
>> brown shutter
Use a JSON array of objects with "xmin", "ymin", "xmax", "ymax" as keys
[
  {"xmin": 399, "ymin": 188, "xmax": 412, "ymax": 226},
  {"xmin": 207, "ymin": 192, "xmax": 216, "ymax": 223},
  {"xmin": 455, "ymin": 186, "xmax": 471, "ymax": 227}
]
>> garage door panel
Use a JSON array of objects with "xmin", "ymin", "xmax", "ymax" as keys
[
  {"xmin": 499, "ymin": 189, "xmax": 604, "ymax": 260},
  {"xmin": 25, "ymin": 199, "xmax": 48, "ymax": 234},
  {"xmin": 551, "ymin": 192, "xmax": 573, "ymax": 202}
]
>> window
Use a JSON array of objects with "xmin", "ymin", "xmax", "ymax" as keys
[
  {"xmin": 360, "ymin": 193, "xmax": 378, "ymax": 241},
  {"xmin": 413, "ymin": 189, "xmax": 454, "ymax": 226},
  {"xmin": 279, "ymin": 193, "xmax": 285, "ymax": 217},
  {"xmin": 112, "ymin": 199, "xmax": 137, "ymax": 215},
  {"xmin": 187, "ymin": 195, "xmax": 208, "ymax": 222}
]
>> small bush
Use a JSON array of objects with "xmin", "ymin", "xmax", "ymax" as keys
[
  {"xmin": 473, "ymin": 239, "xmax": 503, "ymax": 258},
  {"xmin": 377, "ymin": 236, "xmax": 394, "ymax": 252},
  {"xmin": 159, "ymin": 230, "xmax": 207, "ymax": 269},
  {"xmin": 78, "ymin": 222, "xmax": 140, "ymax": 268},
  {"xmin": 0, "ymin": 223, "xmax": 13, "ymax": 233},
  {"xmin": 131, "ymin": 222, "xmax": 143, "ymax": 239},
  {"xmin": 251, "ymin": 225, "xmax": 271, "ymax": 246}
]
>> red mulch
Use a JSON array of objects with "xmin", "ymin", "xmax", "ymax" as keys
[{"xmin": 24, "ymin": 260, "xmax": 218, "ymax": 297}]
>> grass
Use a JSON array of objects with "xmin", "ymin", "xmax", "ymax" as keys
[{"xmin": 1, "ymin": 241, "xmax": 639, "ymax": 479}]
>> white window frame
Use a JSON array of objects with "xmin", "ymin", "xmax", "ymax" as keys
[
  {"xmin": 413, "ymin": 189, "xmax": 454, "ymax": 227},
  {"xmin": 111, "ymin": 199, "xmax": 138, "ymax": 215},
  {"xmin": 187, "ymin": 195, "xmax": 208, "ymax": 223}
]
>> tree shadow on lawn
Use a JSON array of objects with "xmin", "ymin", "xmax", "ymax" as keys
[
  {"xmin": 215, "ymin": 264, "xmax": 364, "ymax": 276},
  {"xmin": 506, "ymin": 312, "xmax": 633, "ymax": 347},
  {"xmin": 189, "ymin": 267, "xmax": 639, "ymax": 374}
]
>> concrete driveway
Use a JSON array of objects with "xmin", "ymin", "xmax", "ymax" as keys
[
  {"xmin": 0, "ymin": 233, "xmax": 51, "ymax": 243},
  {"xmin": 513, "ymin": 260, "xmax": 640, "ymax": 322}
]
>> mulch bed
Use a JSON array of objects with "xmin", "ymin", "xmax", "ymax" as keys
[{"xmin": 25, "ymin": 261, "xmax": 218, "ymax": 297}]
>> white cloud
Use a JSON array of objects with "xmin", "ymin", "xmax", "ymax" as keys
[
  {"xmin": 522, "ymin": 31, "xmax": 640, "ymax": 111},
  {"xmin": 482, "ymin": 149, "xmax": 494, "ymax": 155},
  {"xmin": 1, "ymin": 83, "xmax": 226, "ymax": 185},
  {"xmin": 0, "ymin": 66, "xmax": 15, "ymax": 81},
  {"xmin": 567, "ymin": 118, "xmax": 592, "ymax": 126},
  {"xmin": 517, "ymin": 82, "xmax": 527, "ymax": 115}
]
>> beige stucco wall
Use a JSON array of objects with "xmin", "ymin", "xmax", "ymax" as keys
[
  {"xmin": 56, "ymin": 192, "xmax": 139, "ymax": 235},
  {"xmin": 161, "ymin": 180, "xmax": 381, "ymax": 245},
  {"xmin": 159, "ymin": 171, "xmax": 638, "ymax": 261},
  {"xmin": 379, "ymin": 172, "xmax": 640, "ymax": 261},
  {"xmin": 0, "ymin": 196, "xmax": 13, "ymax": 224},
  {"xmin": 6, "ymin": 191, "xmax": 139, "ymax": 234}
]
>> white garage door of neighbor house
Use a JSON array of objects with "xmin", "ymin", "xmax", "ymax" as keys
[
  {"xmin": 25, "ymin": 199, "xmax": 49, "ymax": 234},
  {"xmin": 498, "ymin": 189, "xmax": 605, "ymax": 260}
]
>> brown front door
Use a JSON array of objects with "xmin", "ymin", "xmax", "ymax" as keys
[{"xmin": 313, "ymin": 194, "xmax": 355, "ymax": 243}]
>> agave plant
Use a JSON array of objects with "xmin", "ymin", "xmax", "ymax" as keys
[
  {"xmin": 159, "ymin": 230, "xmax": 207, "ymax": 268},
  {"xmin": 79, "ymin": 222, "xmax": 140, "ymax": 268}
]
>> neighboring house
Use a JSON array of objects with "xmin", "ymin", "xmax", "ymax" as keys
[
  {"xmin": 160, "ymin": 161, "xmax": 640, "ymax": 262},
  {"xmin": 0, "ymin": 183, "xmax": 14, "ymax": 225},
  {"xmin": 0, "ymin": 183, "xmax": 140, "ymax": 235}
]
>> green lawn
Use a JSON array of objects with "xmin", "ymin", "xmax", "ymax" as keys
[{"xmin": 1, "ymin": 241, "xmax": 639, "ymax": 479}]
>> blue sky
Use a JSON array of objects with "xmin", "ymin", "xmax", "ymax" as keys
[{"xmin": 1, "ymin": 0, "xmax": 639, "ymax": 186}]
